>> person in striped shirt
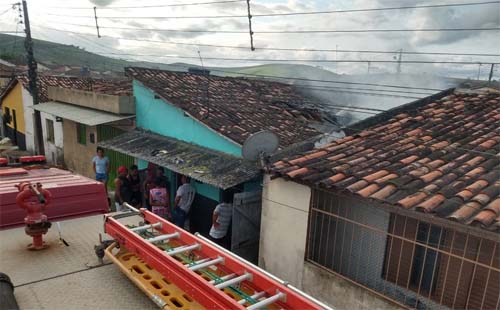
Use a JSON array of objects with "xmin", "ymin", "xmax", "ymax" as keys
[{"xmin": 209, "ymin": 191, "xmax": 233, "ymax": 249}]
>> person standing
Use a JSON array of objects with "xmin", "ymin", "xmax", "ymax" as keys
[
  {"xmin": 143, "ymin": 163, "xmax": 157, "ymax": 211},
  {"xmin": 92, "ymin": 147, "xmax": 110, "ymax": 191},
  {"xmin": 209, "ymin": 192, "xmax": 233, "ymax": 249},
  {"xmin": 149, "ymin": 177, "xmax": 170, "ymax": 219},
  {"xmin": 114, "ymin": 166, "xmax": 131, "ymax": 212},
  {"xmin": 128, "ymin": 165, "xmax": 142, "ymax": 207},
  {"xmin": 173, "ymin": 175, "xmax": 195, "ymax": 229}
]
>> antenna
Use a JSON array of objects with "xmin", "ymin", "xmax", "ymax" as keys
[
  {"xmin": 242, "ymin": 130, "xmax": 280, "ymax": 170},
  {"xmin": 198, "ymin": 50, "xmax": 210, "ymax": 119}
]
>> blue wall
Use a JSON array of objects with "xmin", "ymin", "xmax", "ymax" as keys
[{"xmin": 134, "ymin": 80, "xmax": 242, "ymax": 157}]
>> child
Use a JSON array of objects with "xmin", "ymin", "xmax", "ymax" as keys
[{"xmin": 149, "ymin": 177, "xmax": 170, "ymax": 219}]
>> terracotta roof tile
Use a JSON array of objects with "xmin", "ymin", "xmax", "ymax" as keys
[
  {"xmin": 357, "ymin": 184, "xmax": 380, "ymax": 197},
  {"xmin": 125, "ymin": 67, "xmax": 323, "ymax": 147},
  {"xmin": 272, "ymin": 89, "xmax": 500, "ymax": 232},
  {"xmin": 371, "ymin": 184, "xmax": 398, "ymax": 200},
  {"xmin": 416, "ymin": 194, "xmax": 446, "ymax": 213}
]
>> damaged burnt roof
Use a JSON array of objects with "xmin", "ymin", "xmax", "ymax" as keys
[
  {"xmin": 272, "ymin": 88, "xmax": 500, "ymax": 233},
  {"xmin": 99, "ymin": 129, "xmax": 261, "ymax": 189},
  {"xmin": 0, "ymin": 75, "xmax": 132, "ymax": 103},
  {"xmin": 125, "ymin": 67, "xmax": 325, "ymax": 148}
]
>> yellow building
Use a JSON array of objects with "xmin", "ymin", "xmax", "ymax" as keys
[{"xmin": 0, "ymin": 80, "xmax": 27, "ymax": 149}]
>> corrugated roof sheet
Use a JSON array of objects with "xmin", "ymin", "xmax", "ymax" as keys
[
  {"xmin": 99, "ymin": 129, "xmax": 260, "ymax": 189},
  {"xmin": 272, "ymin": 88, "xmax": 500, "ymax": 233},
  {"xmin": 30, "ymin": 101, "xmax": 134, "ymax": 126},
  {"xmin": 125, "ymin": 67, "xmax": 324, "ymax": 147}
]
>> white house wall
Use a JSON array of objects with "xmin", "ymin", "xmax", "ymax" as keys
[
  {"xmin": 40, "ymin": 111, "xmax": 64, "ymax": 165},
  {"xmin": 21, "ymin": 87, "xmax": 35, "ymax": 152}
]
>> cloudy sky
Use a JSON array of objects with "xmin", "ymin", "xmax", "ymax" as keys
[{"xmin": 0, "ymin": 0, "xmax": 499, "ymax": 79}]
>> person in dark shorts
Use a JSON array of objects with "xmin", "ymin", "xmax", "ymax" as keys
[
  {"xmin": 128, "ymin": 165, "xmax": 142, "ymax": 207},
  {"xmin": 209, "ymin": 191, "xmax": 233, "ymax": 249},
  {"xmin": 114, "ymin": 166, "xmax": 132, "ymax": 212},
  {"xmin": 92, "ymin": 147, "xmax": 110, "ymax": 191}
]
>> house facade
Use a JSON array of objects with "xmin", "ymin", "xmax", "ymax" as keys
[
  {"xmin": 262, "ymin": 88, "xmax": 500, "ymax": 309},
  {"xmin": 30, "ymin": 78, "xmax": 134, "ymax": 180},
  {"xmin": 100, "ymin": 67, "xmax": 330, "ymax": 262},
  {"xmin": 0, "ymin": 79, "xmax": 38, "ymax": 151}
]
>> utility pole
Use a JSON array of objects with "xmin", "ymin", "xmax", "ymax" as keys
[
  {"xmin": 22, "ymin": 0, "xmax": 44, "ymax": 155},
  {"xmin": 488, "ymin": 63, "xmax": 494, "ymax": 83}
]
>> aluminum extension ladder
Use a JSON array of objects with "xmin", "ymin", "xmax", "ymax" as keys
[{"xmin": 104, "ymin": 203, "xmax": 331, "ymax": 310}]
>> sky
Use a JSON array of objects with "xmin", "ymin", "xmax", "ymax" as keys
[{"xmin": 0, "ymin": 0, "xmax": 499, "ymax": 79}]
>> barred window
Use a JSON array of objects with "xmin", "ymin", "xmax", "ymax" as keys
[{"xmin": 307, "ymin": 188, "xmax": 499, "ymax": 309}]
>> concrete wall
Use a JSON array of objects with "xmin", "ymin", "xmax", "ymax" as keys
[
  {"xmin": 40, "ymin": 111, "xmax": 64, "ymax": 165},
  {"xmin": 259, "ymin": 176, "xmax": 403, "ymax": 310},
  {"xmin": 63, "ymin": 119, "xmax": 97, "ymax": 178},
  {"xmin": 259, "ymin": 176, "xmax": 311, "ymax": 287},
  {"xmin": 48, "ymin": 87, "xmax": 134, "ymax": 115},
  {"xmin": 134, "ymin": 80, "xmax": 242, "ymax": 157},
  {"xmin": 302, "ymin": 263, "xmax": 402, "ymax": 310}
]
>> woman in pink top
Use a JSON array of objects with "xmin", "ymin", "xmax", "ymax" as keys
[{"xmin": 149, "ymin": 177, "xmax": 170, "ymax": 219}]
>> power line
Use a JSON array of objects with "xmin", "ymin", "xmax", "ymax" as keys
[
  {"xmin": 46, "ymin": 22, "xmax": 500, "ymax": 35},
  {"xmin": 41, "ymin": 48, "xmax": 499, "ymax": 65},
  {"xmin": 27, "ymin": 28, "xmax": 454, "ymax": 92},
  {"xmin": 294, "ymin": 84, "xmax": 433, "ymax": 96},
  {"xmin": 44, "ymin": 1, "xmax": 500, "ymax": 17},
  {"xmin": 37, "ymin": 26, "xmax": 500, "ymax": 58},
  {"xmin": 46, "ymin": 0, "xmax": 246, "ymax": 10},
  {"xmin": 251, "ymin": 1, "xmax": 500, "ymax": 17}
]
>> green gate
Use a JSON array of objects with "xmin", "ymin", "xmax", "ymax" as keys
[{"xmin": 97, "ymin": 125, "xmax": 135, "ymax": 189}]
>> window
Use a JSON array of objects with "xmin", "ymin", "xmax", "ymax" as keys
[
  {"xmin": 307, "ymin": 188, "xmax": 499, "ymax": 309},
  {"xmin": 76, "ymin": 123, "xmax": 86, "ymax": 145},
  {"xmin": 46, "ymin": 119, "xmax": 55, "ymax": 143},
  {"xmin": 3, "ymin": 107, "xmax": 11, "ymax": 124}
]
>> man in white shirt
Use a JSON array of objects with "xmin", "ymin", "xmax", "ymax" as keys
[
  {"xmin": 173, "ymin": 175, "xmax": 195, "ymax": 228},
  {"xmin": 209, "ymin": 191, "xmax": 233, "ymax": 249}
]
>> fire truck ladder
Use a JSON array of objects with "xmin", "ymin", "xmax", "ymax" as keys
[{"xmin": 104, "ymin": 203, "xmax": 331, "ymax": 310}]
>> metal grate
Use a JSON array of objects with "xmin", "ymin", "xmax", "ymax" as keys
[{"xmin": 306, "ymin": 188, "xmax": 500, "ymax": 309}]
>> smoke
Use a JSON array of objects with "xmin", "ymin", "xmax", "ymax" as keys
[{"xmin": 88, "ymin": 0, "xmax": 116, "ymax": 7}]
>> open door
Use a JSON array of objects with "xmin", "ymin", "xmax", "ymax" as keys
[{"xmin": 231, "ymin": 190, "xmax": 262, "ymax": 264}]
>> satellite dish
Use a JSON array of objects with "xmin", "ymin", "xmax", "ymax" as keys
[{"xmin": 242, "ymin": 130, "xmax": 280, "ymax": 162}]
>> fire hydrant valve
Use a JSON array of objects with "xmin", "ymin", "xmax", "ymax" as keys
[{"xmin": 15, "ymin": 182, "xmax": 52, "ymax": 250}]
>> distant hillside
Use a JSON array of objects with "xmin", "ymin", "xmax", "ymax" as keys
[{"xmin": 0, "ymin": 33, "xmax": 183, "ymax": 73}]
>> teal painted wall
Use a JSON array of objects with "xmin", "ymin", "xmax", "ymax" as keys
[
  {"xmin": 243, "ymin": 178, "xmax": 263, "ymax": 192},
  {"xmin": 138, "ymin": 159, "xmax": 148, "ymax": 170},
  {"xmin": 134, "ymin": 80, "xmax": 242, "ymax": 157},
  {"xmin": 192, "ymin": 181, "xmax": 220, "ymax": 202}
]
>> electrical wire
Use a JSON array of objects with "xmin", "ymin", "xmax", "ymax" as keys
[
  {"xmin": 44, "ymin": 1, "xmax": 500, "ymax": 17},
  {"xmin": 80, "ymin": 52, "xmax": 498, "ymax": 65},
  {"xmin": 46, "ymin": 0, "xmax": 246, "ymax": 10},
  {"xmin": 47, "ymin": 22, "xmax": 500, "ymax": 35},
  {"xmin": 28, "ymin": 34, "xmax": 448, "ymax": 92},
  {"xmin": 36, "ymin": 26, "xmax": 500, "ymax": 58}
]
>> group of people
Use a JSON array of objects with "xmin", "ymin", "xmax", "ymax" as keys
[{"xmin": 92, "ymin": 147, "xmax": 232, "ymax": 246}]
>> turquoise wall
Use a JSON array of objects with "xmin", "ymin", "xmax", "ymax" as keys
[
  {"xmin": 192, "ymin": 181, "xmax": 220, "ymax": 202},
  {"xmin": 243, "ymin": 178, "xmax": 263, "ymax": 192},
  {"xmin": 134, "ymin": 80, "xmax": 242, "ymax": 157}
]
